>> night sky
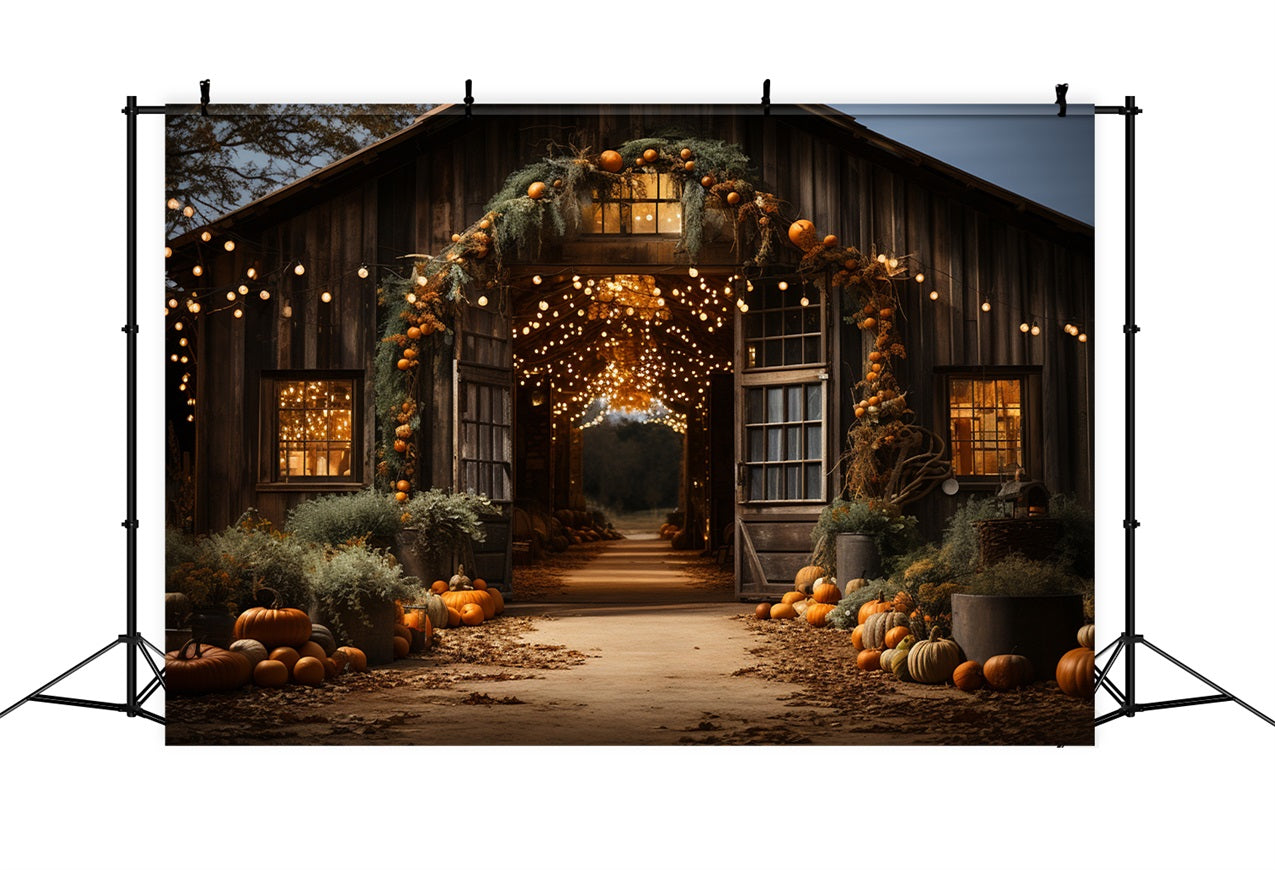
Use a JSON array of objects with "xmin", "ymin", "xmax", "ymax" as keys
[{"xmin": 831, "ymin": 104, "xmax": 1095, "ymax": 226}]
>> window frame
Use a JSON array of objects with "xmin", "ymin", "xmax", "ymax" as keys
[
  {"xmin": 739, "ymin": 374, "xmax": 829, "ymax": 504},
  {"xmin": 936, "ymin": 365, "xmax": 1042, "ymax": 486},
  {"xmin": 257, "ymin": 370, "xmax": 365, "ymax": 491},
  {"xmin": 583, "ymin": 169, "xmax": 683, "ymax": 236}
]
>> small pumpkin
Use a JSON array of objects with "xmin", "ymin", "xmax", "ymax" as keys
[
  {"xmin": 906, "ymin": 627, "xmax": 963, "ymax": 684},
  {"xmin": 857, "ymin": 595, "xmax": 893, "ymax": 627},
  {"xmin": 486, "ymin": 587, "xmax": 505, "ymax": 615},
  {"xmin": 392, "ymin": 624, "xmax": 412, "ymax": 644},
  {"xmin": 253, "ymin": 658, "xmax": 289, "ymax": 688},
  {"xmin": 754, "ymin": 602, "xmax": 771, "ymax": 619},
  {"xmin": 309, "ymin": 624, "xmax": 337, "ymax": 656},
  {"xmin": 850, "ymin": 625, "xmax": 865, "ymax": 651},
  {"xmin": 880, "ymin": 648, "xmax": 898, "ymax": 673},
  {"xmin": 805, "ymin": 602, "xmax": 836, "ymax": 627},
  {"xmin": 430, "ymin": 580, "xmax": 449, "ymax": 595},
  {"xmin": 892, "ymin": 591, "xmax": 915, "ymax": 614},
  {"xmin": 845, "ymin": 578, "xmax": 869, "ymax": 593},
  {"xmin": 983, "ymin": 654, "xmax": 1034, "ymax": 691},
  {"xmin": 268, "ymin": 646, "xmax": 301, "ymax": 673},
  {"xmin": 392, "ymin": 635, "xmax": 410, "ymax": 658},
  {"xmin": 233, "ymin": 587, "xmax": 311, "ymax": 647},
  {"xmin": 953, "ymin": 661, "xmax": 985, "ymax": 692},
  {"xmin": 293, "ymin": 656, "xmax": 325, "ymax": 686},
  {"xmin": 297, "ymin": 640, "xmax": 327, "ymax": 662},
  {"xmin": 527, "ymin": 181, "xmax": 547, "ymax": 200},
  {"xmin": 812, "ymin": 583, "xmax": 842, "ymax": 605},
  {"xmin": 165, "ymin": 640, "xmax": 252, "ymax": 694},
  {"xmin": 322, "ymin": 657, "xmax": 340, "ymax": 679},
  {"xmin": 862, "ymin": 611, "xmax": 909, "ymax": 650},
  {"xmin": 781, "ymin": 590, "xmax": 807, "ymax": 605},
  {"xmin": 1056, "ymin": 647, "xmax": 1096, "ymax": 698},
  {"xmin": 794, "ymin": 565, "xmax": 825, "ymax": 594},
  {"xmin": 770, "ymin": 602, "xmax": 797, "ymax": 620},
  {"xmin": 228, "ymin": 639, "xmax": 268, "ymax": 672},
  {"xmin": 642, "ymin": 148, "xmax": 659, "ymax": 163},
  {"xmin": 1077, "ymin": 624, "xmax": 1096, "ymax": 650},
  {"xmin": 788, "ymin": 219, "xmax": 817, "ymax": 249},
  {"xmin": 447, "ymin": 607, "xmax": 462, "ymax": 627},
  {"xmin": 460, "ymin": 603, "xmax": 485, "ymax": 626},
  {"xmin": 884, "ymin": 626, "xmax": 911, "ymax": 649},
  {"xmin": 598, "ymin": 149, "xmax": 624, "ymax": 173},
  {"xmin": 472, "ymin": 578, "xmax": 488, "ymax": 591},
  {"xmin": 889, "ymin": 636, "xmax": 916, "ymax": 680},
  {"xmin": 336, "ymin": 646, "xmax": 367, "ymax": 672},
  {"xmin": 856, "ymin": 648, "xmax": 883, "ymax": 671}
]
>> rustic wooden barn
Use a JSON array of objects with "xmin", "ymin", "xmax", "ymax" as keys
[{"xmin": 166, "ymin": 103, "xmax": 1093, "ymax": 598}]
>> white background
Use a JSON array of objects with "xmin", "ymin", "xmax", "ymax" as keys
[{"xmin": 1, "ymin": 3, "xmax": 1272, "ymax": 869}]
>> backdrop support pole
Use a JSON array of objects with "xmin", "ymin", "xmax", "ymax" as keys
[
  {"xmin": 1093, "ymin": 96, "xmax": 1272, "ymax": 728},
  {"xmin": 0, "ymin": 95, "xmax": 165, "ymax": 726}
]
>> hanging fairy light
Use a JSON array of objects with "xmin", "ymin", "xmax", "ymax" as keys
[
  {"xmin": 981, "ymin": 301, "xmax": 991, "ymax": 312},
  {"xmin": 200, "ymin": 231, "xmax": 212, "ymax": 242},
  {"xmin": 799, "ymin": 296, "xmax": 810, "ymax": 307},
  {"xmin": 477, "ymin": 295, "xmax": 489, "ymax": 307},
  {"xmin": 178, "ymin": 337, "xmax": 188, "ymax": 347},
  {"xmin": 167, "ymin": 198, "xmax": 180, "ymax": 210},
  {"xmin": 237, "ymin": 284, "xmax": 249, "ymax": 295},
  {"xmin": 192, "ymin": 265, "xmax": 203, "ymax": 277},
  {"xmin": 357, "ymin": 265, "xmax": 369, "ymax": 279},
  {"xmin": 929, "ymin": 290, "xmax": 940, "ymax": 301},
  {"xmin": 688, "ymin": 267, "xmax": 699, "ymax": 278},
  {"xmin": 778, "ymin": 281, "xmax": 788, "ymax": 291},
  {"xmin": 225, "ymin": 291, "xmax": 237, "ymax": 302},
  {"xmin": 246, "ymin": 267, "xmax": 258, "ymax": 280},
  {"xmin": 1030, "ymin": 323, "xmax": 1041, "ymax": 336},
  {"xmin": 1078, "ymin": 333, "xmax": 1088, "ymax": 343},
  {"xmin": 233, "ymin": 309, "xmax": 244, "ymax": 319},
  {"xmin": 174, "ymin": 322, "xmax": 183, "ymax": 331},
  {"xmin": 532, "ymin": 275, "xmax": 542, "ymax": 285},
  {"xmin": 282, "ymin": 304, "xmax": 293, "ymax": 318},
  {"xmin": 182, "ymin": 206, "xmax": 195, "ymax": 218},
  {"xmin": 167, "ymin": 298, "xmax": 179, "ymax": 309},
  {"xmin": 320, "ymin": 291, "xmax": 333, "ymax": 303},
  {"xmin": 1020, "ymin": 322, "xmax": 1031, "ymax": 333},
  {"xmin": 223, "ymin": 240, "xmax": 235, "ymax": 252},
  {"xmin": 294, "ymin": 263, "xmax": 306, "ymax": 276},
  {"xmin": 915, "ymin": 273, "xmax": 925, "ymax": 283},
  {"xmin": 164, "ymin": 246, "xmax": 172, "ymax": 259},
  {"xmin": 259, "ymin": 289, "xmax": 271, "ymax": 301},
  {"xmin": 539, "ymin": 300, "xmax": 549, "ymax": 311}
]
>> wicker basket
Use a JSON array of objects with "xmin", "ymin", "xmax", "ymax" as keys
[{"xmin": 974, "ymin": 518, "xmax": 1062, "ymax": 566}]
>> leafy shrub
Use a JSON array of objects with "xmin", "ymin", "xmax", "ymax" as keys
[
  {"xmin": 401, "ymin": 488, "xmax": 499, "ymax": 561},
  {"xmin": 285, "ymin": 488, "xmax": 402, "ymax": 546},
  {"xmin": 810, "ymin": 499, "xmax": 918, "ymax": 574},
  {"xmin": 310, "ymin": 545, "xmax": 421, "ymax": 640},
  {"xmin": 1049, "ymin": 493, "xmax": 1095, "ymax": 578},
  {"xmin": 965, "ymin": 554, "xmax": 1091, "ymax": 598},
  {"xmin": 825, "ymin": 577, "xmax": 906, "ymax": 630},
  {"xmin": 936, "ymin": 495, "xmax": 1004, "ymax": 573}
]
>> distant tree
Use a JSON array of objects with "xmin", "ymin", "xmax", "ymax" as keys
[
  {"xmin": 583, "ymin": 420, "xmax": 681, "ymax": 513},
  {"xmin": 165, "ymin": 103, "xmax": 426, "ymax": 236}
]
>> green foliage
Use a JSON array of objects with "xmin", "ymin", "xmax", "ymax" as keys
[
  {"xmin": 582, "ymin": 420, "xmax": 682, "ymax": 513},
  {"xmin": 309, "ymin": 544, "xmax": 421, "ymax": 640},
  {"xmin": 401, "ymin": 488, "xmax": 499, "ymax": 561},
  {"xmin": 825, "ymin": 578, "xmax": 906, "ymax": 630},
  {"xmin": 285, "ymin": 488, "xmax": 403, "ymax": 546},
  {"xmin": 1049, "ymin": 493, "xmax": 1095, "ymax": 578},
  {"xmin": 937, "ymin": 495, "xmax": 1004, "ymax": 572},
  {"xmin": 166, "ymin": 513, "xmax": 318, "ymax": 613},
  {"xmin": 966, "ymin": 554, "xmax": 1092, "ymax": 598},
  {"xmin": 810, "ymin": 498, "xmax": 919, "ymax": 574}
]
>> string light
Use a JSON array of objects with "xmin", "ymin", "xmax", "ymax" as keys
[
  {"xmin": 225, "ymin": 291, "xmax": 237, "ymax": 302},
  {"xmin": 358, "ymin": 266, "xmax": 369, "ymax": 279},
  {"xmin": 915, "ymin": 273, "xmax": 925, "ymax": 283},
  {"xmin": 320, "ymin": 291, "xmax": 333, "ymax": 303},
  {"xmin": 282, "ymin": 304, "xmax": 293, "ymax": 318},
  {"xmin": 539, "ymin": 300, "xmax": 549, "ymax": 311},
  {"xmin": 167, "ymin": 198, "xmax": 180, "ymax": 210},
  {"xmin": 799, "ymin": 296, "xmax": 810, "ymax": 307},
  {"xmin": 192, "ymin": 265, "xmax": 203, "ymax": 277},
  {"xmin": 929, "ymin": 290, "xmax": 939, "ymax": 301},
  {"xmin": 259, "ymin": 289, "xmax": 270, "ymax": 301},
  {"xmin": 223, "ymin": 240, "xmax": 235, "ymax": 252},
  {"xmin": 477, "ymin": 295, "xmax": 488, "ymax": 306},
  {"xmin": 688, "ymin": 267, "xmax": 699, "ymax": 278},
  {"xmin": 174, "ymin": 322, "xmax": 183, "ymax": 331},
  {"xmin": 246, "ymin": 267, "xmax": 258, "ymax": 279},
  {"xmin": 1078, "ymin": 333, "xmax": 1088, "ymax": 343},
  {"xmin": 778, "ymin": 281, "xmax": 788, "ymax": 291},
  {"xmin": 164, "ymin": 246, "xmax": 172, "ymax": 258},
  {"xmin": 1030, "ymin": 324, "xmax": 1041, "ymax": 336},
  {"xmin": 182, "ymin": 206, "xmax": 195, "ymax": 218},
  {"xmin": 981, "ymin": 301, "xmax": 991, "ymax": 312},
  {"xmin": 1020, "ymin": 322, "xmax": 1030, "ymax": 333},
  {"xmin": 532, "ymin": 275, "xmax": 542, "ymax": 285},
  {"xmin": 294, "ymin": 263, "xmax": 306, "ymax": 276},
  {"xmin": 238, "ymin": 284, "xmax": 249, "ymax": 295},
  {"xmin": 234, "ymin": 309, "xmax": 244, "ymax": 319},
  {"xmin": 167, "ymin": 298, "xmax": 178, "ymax": 308},
  {"xmin": 200, "ymin": 231, "xmax": 212, "ymax": 243}
]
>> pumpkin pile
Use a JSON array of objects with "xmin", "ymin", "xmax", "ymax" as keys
[{"xmin": 417, "ymin": 565, "xmax": 505, "ymax": 629}]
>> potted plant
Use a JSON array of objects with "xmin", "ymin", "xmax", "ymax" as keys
[
  {"xmin": 309, "ymin": 544, "xmax": 420, "ymax": 666},
  {"xmin": 398, "ymin": 488, "xmax": 500, "ymax": 585},
  {"xmin": 811, "ymin": 498, "xmax": 918, "ymax": 583},
  {"xmin": 285, "ymin": 488, "xmax": 403, "ymax": 549},
  {"xmin": 950, "ymin": 554, "xmax": 1092, "ymax": 678}
]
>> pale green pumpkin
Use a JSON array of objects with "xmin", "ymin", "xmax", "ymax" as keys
[{"xmin": 906, "ymin": 627, "xmax": 963, "ymax": 684}]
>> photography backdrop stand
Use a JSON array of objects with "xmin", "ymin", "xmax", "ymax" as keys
[
  {"xmin": 0, "ymin": 96, "xmax": 169, "ymax": 726},
  {"xmin": 1092, "ymin": 96, "xmax": 1272, "ymax": 728}
]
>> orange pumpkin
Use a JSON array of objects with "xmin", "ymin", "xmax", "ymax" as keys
[
  {"xmin": 296, "ymin": 641, "xmax": 327, "ymax": 662},
  {"xmin": 850, "ymin": 625, "xmax": 865, "ymax": 651},
  {"xmin": 805, "ymin": 602, "xmax": 836, "ymax": 627},
  {"xmin": 430, "ymin": 580, "xmax": 449, "ymax": 595},
  {"xmin": 472, "ymin": 578, "xmax": 488, "ymax": 590},
  {"xmin": 293, "ymin": 656, "xmax": 325, "ymax": 686},
  {"xmin": 884, "ymin": 626, "xmax": 911, "ymax": 649},
  {"xmin": 392, "ymin": 624, "xmax": 412, "ymax": 644},
  {"xmin": 770, "ymin": 602, "xmax": 797, "ymax": 620},
  {"xmin": 642, "ymin": 148, "xmax": 658, "ymax": 163},
  {"xmin": 447, "ymin": 607, "xmax": 462, "ymax": 628},
  {"xmin": 442, "ymin": 589, "xmax": 495, "ymax": 619},
  {"xmin": 253, "ymin": 658, "xmax": 289, "ymax": 688},
  {"xmin": 404, "ymin": 611, "xmax": 427, "ymax": 631},
  {"xmin": 812, "ymin": 583, "xmax": 842, "ymax": 605},
  {"xmin": 485, "ymin": 587, "xmax": 505, "ymax": 615},
  {"xmin": 857, "ymin": 596, "xmax": 892, "ymax": 626},
  {"xmin": 598, "ymin": 149, "xmax": 624, "ymax": 173},
  {"xmin": 781, "ymin": 591, "xmax": 807, "ymax": 606},
  {"xmin": 460, "ymin": 603, "xmax": 485, "ymax": 626},
  {"xmin": 392, "ymin": 635, "xmax": 410, "ymax": 659},
  {"xmin": 268, "ymin": 646, "xmax": 300, "ymax": 673},
  {"xmin": 856, "ymin": 648, "xmax": 883, "ymax": 671},
  {"xmin": 336, "ymin": 646, "xmax": 367, "ymax": 672},
  {"xmin": 1056, "ymin": 647, "xmax": 1095, "ymax": 698},
  {"xmin": 984, "ymin": 654, "xmax": 1034, "ymax": 691},
  {"xmin": 233, "ymin": 588, "xmax": 311, "ymax": 647},
  {"xmin": 322, "ymin": 657, "xmax": 339, "ymax": 679},
  {"xmin": 953, "ymin": 660, "xmax": 985, "ymax": 692},
  {"xmin": 527, "ymin": 181, "xmax": 547, "ymax": 199},
  {"xmin": 754, "ymin": 602, "xmax": 770, "ymax": 619},
  {"xmin": 165, "ymin": 641, "xmax": 252, "ymax": 694},
  {"xmin": 787, "ymin": 219, "xmax": 817, "ymax": 249}
]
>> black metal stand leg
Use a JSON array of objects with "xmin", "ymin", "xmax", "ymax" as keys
[{"xmin": 1093, "ymin": 96, "xmax": 1273, "ymax": 731}]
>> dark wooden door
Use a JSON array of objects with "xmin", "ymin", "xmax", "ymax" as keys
[
  {"xmin": 734, "ymin": 276, "xmax": 838, "ymax": 595},
  {"xmin": 454, "ymin": 290, "xmax": 514, "ymax": 592}
]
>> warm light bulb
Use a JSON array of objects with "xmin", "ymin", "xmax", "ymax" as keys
[
  {"xmin": 1064, "ymin": 323, "xmax": 1075, "ymax": 334},
  {"xmin": 174, "ymin": 322, "xmax": 183, "ymax": 331},
  {"xmin": 532, "ymin": 275, "xmax": 542, "ymax": 285},
  {"xmin": 282, "ymin": 305, "xmax": 293, "ymax": 318},
  {"xmin": 915, "ymin": 273, "xmax": 925, "ymax": 283},
  {"xmin": 187, "ymin": 414, "xmax": 194, "ymax": 422},
  {"xmin": 477, "ymin": 295, "xmax": 488, "ymax": 307},
  {"xmin": 182, "ymin": 206, "xmax": 195, "ymax": 218},
  {"xmin": 167, "ymin": 198, "xmax": 180, "ymax": 210},
  {"xmin": 799, "ymin": 296, "xmax": 810, "ymax": 307},
  {"xmin": 294, "ymin": 263, "xmax": 306, "ymax": 276},
  {"xmin": 778, "ymin": 281, "xmax": 788, "ymax": 291},
  {"xmin": 200, "ymin": 231, "xmax": 212, "ymax": 242},
  {"xmin": 236, "ymin": 284, "xmax": 247, "ymax": 296},
  {"xmin": 178, "ymin": 338, "xmax": 187, "ymax": 347},
  {"xmin": 192, "ymin": 265, "xmax": 203, "ymax": 277},
  {"xmin": 406, "ymin": 293, "xmax": 417, "ymax": 304},
  {"xmin": 981, "ymin": 301, "xmax": 991, "ymax": 312},
  {"xmin": 539, "ymin": 300, "xmax": 549, "ymax": 311},
  {"xmin": 170, "ymin": 354, "xmax": 178, "ymax": 362},
  {"xmin": 1030, "ymin": 324, "xmax": 1041, "ymax": 336},
  {"xmin": 1078, "ymin": 333, "xmax": 1088, "ymax": 343},
  {"xmin": 168, "ymin": 298, "xmax": 178, "ymax": 309},
  {"xmin": 688, "ymin": 267, "xmax": 699, "ymax": 278},
  {"xmin": 259, "ymin": 289, "xmax": 270, "ymax": 301},
  {"xmin": 740, "ymin": 303, "xmax": 749, "ymax": 313},
  {"xmin": 358, "ymin": 266, "xmax": 369, "ymax": 279},
  {"xmin": 246, "ymin": 267, "xmax": 258, "ymax": 279},
  {"xmin": 320, "ymin": 291, "xmax": 333, "ymax": 303},
  {"xmin": 573, "ymin": 281, "xmax": 583, "ymax": 290},
  {"xmin": 164, "ymin": 246, "xmax": 172, "ymax": 258},
  {"xmin": 189, "ymin": 302, "xmax": 201, "ymax": 313},
  {"xmin": 226, "ymin": 291, "xmax": 237, "ymax": 301},
  {"xmin": 233, "ymin": 309, "xmax": 244, "ymax": 319},
  {"xmin": 1020, "ymin": 322, "xmax": 1030, "ymax": 333},
  {"xmin": 929, "ymin": 290, "xmax": 939, "ymax": 301},
  {"xmin": 877, "ymin": 254, "xmax": 887, "ymax": 263},
  {"xmin": 223, "ymin": 240, "xmax": 235, "ymax": 252}
]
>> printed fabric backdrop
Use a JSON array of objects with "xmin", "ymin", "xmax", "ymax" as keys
[{"xmin": 162, "ymin": 102, "xmax": 1095, "ymax": 745}]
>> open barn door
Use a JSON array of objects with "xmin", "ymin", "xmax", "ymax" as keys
[
  {"xmin": 454, "ymin": 288, "xmax": 514, "ymax": 593},
  {"xmin": 734, "ymin": 276, "xmax": 839, "ymax": 596}
]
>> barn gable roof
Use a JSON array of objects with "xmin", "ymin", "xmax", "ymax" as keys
[{"xmin": 169, "ymin": 103, "xmax": 1092, "ymax": 251}]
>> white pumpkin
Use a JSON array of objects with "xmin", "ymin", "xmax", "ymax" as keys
[{"xmin": 228, "ymin": 638, "xmax": 268, "ymax": 671}]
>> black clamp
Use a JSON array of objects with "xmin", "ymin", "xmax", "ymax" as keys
[
  {"xmin": 121, "ymin": 520, "xmax": 139, "ymax": 530},
  {"xmin": 121, "ymin": 325, "xmax": 139, "ymax": 334},
  {"xmin": 464, "ymin": 79, "xmax": 474, "ymax": 118},
  {"xmin": 1055, "ymin": 83, "xmax": 1068, "ymax": 117},
  {"xmin": 1123, "ymin": 519, "xmax": 1140, "ymax": 529},
  {"xmin": 200, "ymin": 79, "xmax": 211, "ymax": 117},
  {"xmin": 761, "ymin": 79, "xmax": 771, "ymax": 116},
  {"xmin": 1123, "ymin": 324, "xmax": 1141, "ymax": 334}
]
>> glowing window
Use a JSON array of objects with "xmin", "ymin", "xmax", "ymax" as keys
[
  {"xmin": 269, "ymin": 376, "xmax": 359, "ymax": 481},
  {"xmin": 585, "ymin": 171, "xmax": 682, "ymax": 235},
  {"xmin": 947, "ymin": 377, "xmax": 1024, "ymax": 477}
]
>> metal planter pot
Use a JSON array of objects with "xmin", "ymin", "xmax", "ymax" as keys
[
  {"xmin": 951, "ymin": 592, "xmax": 1083, "ymax": 677},
  {"xmin": 835, "ymin": 533, "xmax": 881, "ymax": 582}
]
